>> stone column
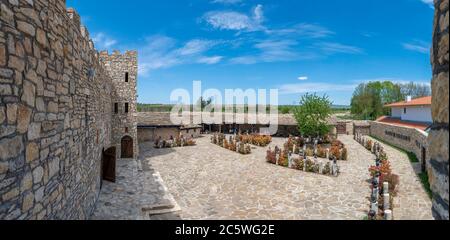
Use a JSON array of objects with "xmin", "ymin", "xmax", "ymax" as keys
[{"xmin": 429, "ymin": 0, "xmax": 449, "ymax": 220}]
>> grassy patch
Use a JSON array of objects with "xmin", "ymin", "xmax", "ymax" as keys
[
  {"xmin": 369, "ymin": 135, "xmax": 432, "ymax": 200},
  {"xmin": 419, "ymin": 172, "xmax": 433, "ymax": 199}
]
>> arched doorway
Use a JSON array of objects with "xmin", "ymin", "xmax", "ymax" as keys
[
  {"xmin": 121, "ymin": 136, "xmax": 134, "ymax": 158},
  {"xmin": 102, "ymin": 147, "xmax": 116, "ymax": 183}
]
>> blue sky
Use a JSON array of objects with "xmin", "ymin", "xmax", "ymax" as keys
[{"xmin": 67, "ymin": 0, "xmax": 435, "ymax": 105}]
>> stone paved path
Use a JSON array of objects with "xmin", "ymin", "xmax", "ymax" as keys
[
  {"xmin": 91, "ymin": 135, "xmax": 433, "ymax": 220},
  {"xmin": 367, "ymin": 137, "xmax": 433, "ymax": 220},
  {"xmin": 91, "ymin": 158, "xmax": 181, "ymax": 220},
  {"xmin": 142, "ymin": 135, "xmax": 373, "ymax": 220}
]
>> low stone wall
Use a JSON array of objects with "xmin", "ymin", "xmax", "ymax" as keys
[
  {"xmin": 137, "ymin": 127, "xmax": 180, "ymax": 143},
  {"xmin": 369, "ymin": 122, "xmax": 428, "ymax": 165},
  {"xmin": 354, "ymin": 126, "xmax": 371, "ymax": 136}
]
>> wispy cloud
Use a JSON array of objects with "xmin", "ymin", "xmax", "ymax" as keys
[
  {"xmin": 229, "ymin": 39, "xmax": 312, "ymax": 64},
  {"xmin": 92, "ymin": 33, "xmax": 118, "ymax": 50},
  {"xmin": 138, "ymin": 35, "xmax": 223, "ymax": 76},
  {"xmin": 402, "ymin": 40, "xmax": 430, "ymax": 54},
  {"xmin": 420, "ymin": 0, "xmax": 435, "ymax": 8},
  {"xmin": 298, "ymin": 76, "xmax": 308, "ymax": 81},
  {"xmin": 268, "ymin": 23, "xmax": 334, "ymax": 38},
  {"xmin": 279, "ymin": 82, "xmax": 357, "ymax": 95},
  {"xmin": 314, "ymin": 42, "xmax": 364, "ymax": 55},
  {"xmin": 197, "ymin": 56, "xmax": 224, "ymax": 64},
  {"xmin": 202, "ymin": 5, "xmax": 265, "ymax": 32}
]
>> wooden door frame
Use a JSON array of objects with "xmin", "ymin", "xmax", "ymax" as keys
[
  {"xmin": 121, "ymin": 136, "xmax": 134, "ymax": 158},
  {"xmin": 102, "ymin": 147, "xmax": 117, "ymax": 183}
]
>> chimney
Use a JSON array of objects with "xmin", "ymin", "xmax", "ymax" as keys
[{"xmin": 406, "ymin": 96, "xmax": 412, "ymax": 102}]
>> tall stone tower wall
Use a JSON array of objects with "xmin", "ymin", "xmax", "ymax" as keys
[
  {"xmin": 99, "ymin": 51, "xmax": 138, "ymax": 159},
  {"xmin": 429, "ymin": 0, "xmax": 449, "ymax": 220},
  {"xmin": 0, "ymin": 0, "xmax": 135, "ymax": 219}
]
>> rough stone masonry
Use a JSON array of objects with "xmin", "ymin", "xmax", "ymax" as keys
[
  {"xmin": 0, "ymin": 0, "xmax": 138, "ymax": 219},
  {"xmin": 429, "ymin": 0, "xmax": 449, "ymax": 220}
]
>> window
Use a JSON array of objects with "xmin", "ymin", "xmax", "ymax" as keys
[
  {"xmin": 125, "ymin": 103, "xmax": 129, "ymax": 113},
  {"xmin": 404, "ymin": 108, "xmax": 407, "ymax": 114},
  {"xmin": 114, "ymin": 103, "xmax": 119, "ymax": 114},
  {"xmin": 125, "ymin": 72, "xmax": 129, "ymax": 82},
  {"xmin": 125, "ymin": 127, "xmax": 129, "ymax": 133}
]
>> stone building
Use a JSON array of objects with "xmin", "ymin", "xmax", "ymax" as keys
[
  {"xmin": 428, "ymin": 0, "xmax": 449, "ymax": 220},
  {"xmin": 0, "ymin": 0, "xmax": 137, "ymax": 219},
  {"xmin": 100, "ymin": 51, "xmax": 139, "ymax": 159},
  {"xmin": 138, "ymin": 112, "xmax": 202, "ymax": 143}
]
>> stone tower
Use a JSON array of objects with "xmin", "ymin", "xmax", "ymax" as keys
[
  {"xmin": 99, "ymin": 51, "xmax": 139, "ymax": 160},
  {"xmin": 429, "ymin": 0, "xmax": 449, "ymax": 220}
]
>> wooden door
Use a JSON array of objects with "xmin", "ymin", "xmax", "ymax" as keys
[
  {"xmin": 102, "ymin": 147, "xmax": 116, "ymax": 183},
  {"xmin": 121, "ymin": 136, "xmax": 134, "ymax": 158},
  {"xmin": 337, "ymin": 123, "xmax": 347, "ymax": 135}
]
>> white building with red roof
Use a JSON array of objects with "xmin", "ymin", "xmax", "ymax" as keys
[{"xmin": 378, "ymin": 96, "xmax": 433, "ymax": 131}]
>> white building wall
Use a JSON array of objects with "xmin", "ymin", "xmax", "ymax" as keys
[
  {"xmin": 392, "ymin": 107, "xmax": 403, "ymax": 118},
  {"xmin": 401, "ymin": 106, "xmax": 432, "ymax": 123}
]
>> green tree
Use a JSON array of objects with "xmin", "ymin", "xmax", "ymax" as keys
[
  {"xmin": 350, "ymin": 80, "xmax": 417, "ymax": 120},
  {"xmin": 293, "ymin": 93, "xmax": 332, "ymax": 138},
  {"xmin": 196, "ymin": 97, "xmax": 213, "ymax": 111},
  {"xmin": 279, "ymin": 106, "xmax": 291, "ymax": 114}
]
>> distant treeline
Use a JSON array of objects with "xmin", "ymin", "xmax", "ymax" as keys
[{"xmin": 137, "ymin": 103, "xmax": 350, "ymax": 114}]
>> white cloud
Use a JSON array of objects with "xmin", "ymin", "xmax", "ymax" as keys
[
  {"xmin": 279, "ymin": 82, "xmax": 356, "ymax": 95},
  {"xmin": 421, "ymin": 0, "xmax": 435, "ymax": 8},
  {"xmin": 177, "ymin": 39, "xmax": 218, "ymax": 56},
  {"xmin": 402, "ymin": 41, "xmax": 430, "ymax": 54},
  {"xmin": 230, "ymin": 39, "xmax": 302, "ymax": 64},
  {"xmin": 197, "ymin": 56, "xmax": 224, "ymax": 64},
  {"xmin": 138, "ymin": 35, "xmax": 222, "ymax": 76},
  {"xmin": 253, "ymin": 4, "xmax": 264, "ymax": 23},
  {"xmin": 203, "ymin": 11, "xmax": 256, "ymax": 31},
  {"xmin": 298, "ymin": 76, "xmax": 308, "ymax": 81},
  {"xmin": 203, "ymin": 5, "xmax": 265, "ymax": 32},
  {"xmin": 268, "ymin": 23, "xmax": 334, "ymax": 38},
  {"xmin": 92, "ymin": 33, "xmax": 118, "ymax": 50},
  {"xmin": 314, "ymin": 42, "xmax": 364, "ymax": 55}
]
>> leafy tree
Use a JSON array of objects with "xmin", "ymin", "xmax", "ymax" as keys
[
  {"xmin": 196, "ymin": 97, "xmax": 213, "ymax": 111},
  {"xmin": 293, "ymin": 93, "xmax": 332, "ymax": 138},
  {"xmin": 400, "ymin": 82, "xmax": 431, "ymax": 98},
  {"xmin": 350, "ymin": 81, "xmax": 431, "ymax": 120},
  {"xmin": 279, "ymin": 106, "xmax": 291, "ymax": 114}
]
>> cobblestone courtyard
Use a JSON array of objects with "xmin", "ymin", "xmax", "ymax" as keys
[{"xmin": 92, "ymin": 134, "xmax": 433, "ymax": 220}]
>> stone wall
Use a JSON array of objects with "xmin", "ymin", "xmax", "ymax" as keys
[
  {"xmin": 370, "ymin": 122, "xmax": 428, "ymax": 164},
  {"xmin": 354, "ymin": 125, "xmax": 371, "ymax": 136},
  {"xmin": 429, "ymin": 0, "xmax": 449, "ymax": 220},
  {"xmin": 138, "ymin": 127, "xmax": 181, "ymax": 143},
  {"xmin": 137, "ymin": 127, "xmax": 200, "ymax": 143},
  {"xmin": 0, "ymin": 0, "xmax": 131, "ymax": 220},
  {"xmin": 99, "ymin": 51, "xmax": 138, "ymax": 159}
]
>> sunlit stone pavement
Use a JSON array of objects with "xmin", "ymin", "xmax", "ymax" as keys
[
  {"xmin": 141, "ymin": 135, "xmax": 374, "ymax": 220},
  {"xmin": 92, "ymin": 134, "xmax": 433, "ymax": 220}
]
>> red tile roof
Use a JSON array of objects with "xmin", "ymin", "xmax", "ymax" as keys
[
  {"xmin": 385, "ymin": 96, "xmax": 432, "ymax": 108},
  {"xmin": 376, "ymin": 116, "xmax": 431, "ymax": 131}
]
